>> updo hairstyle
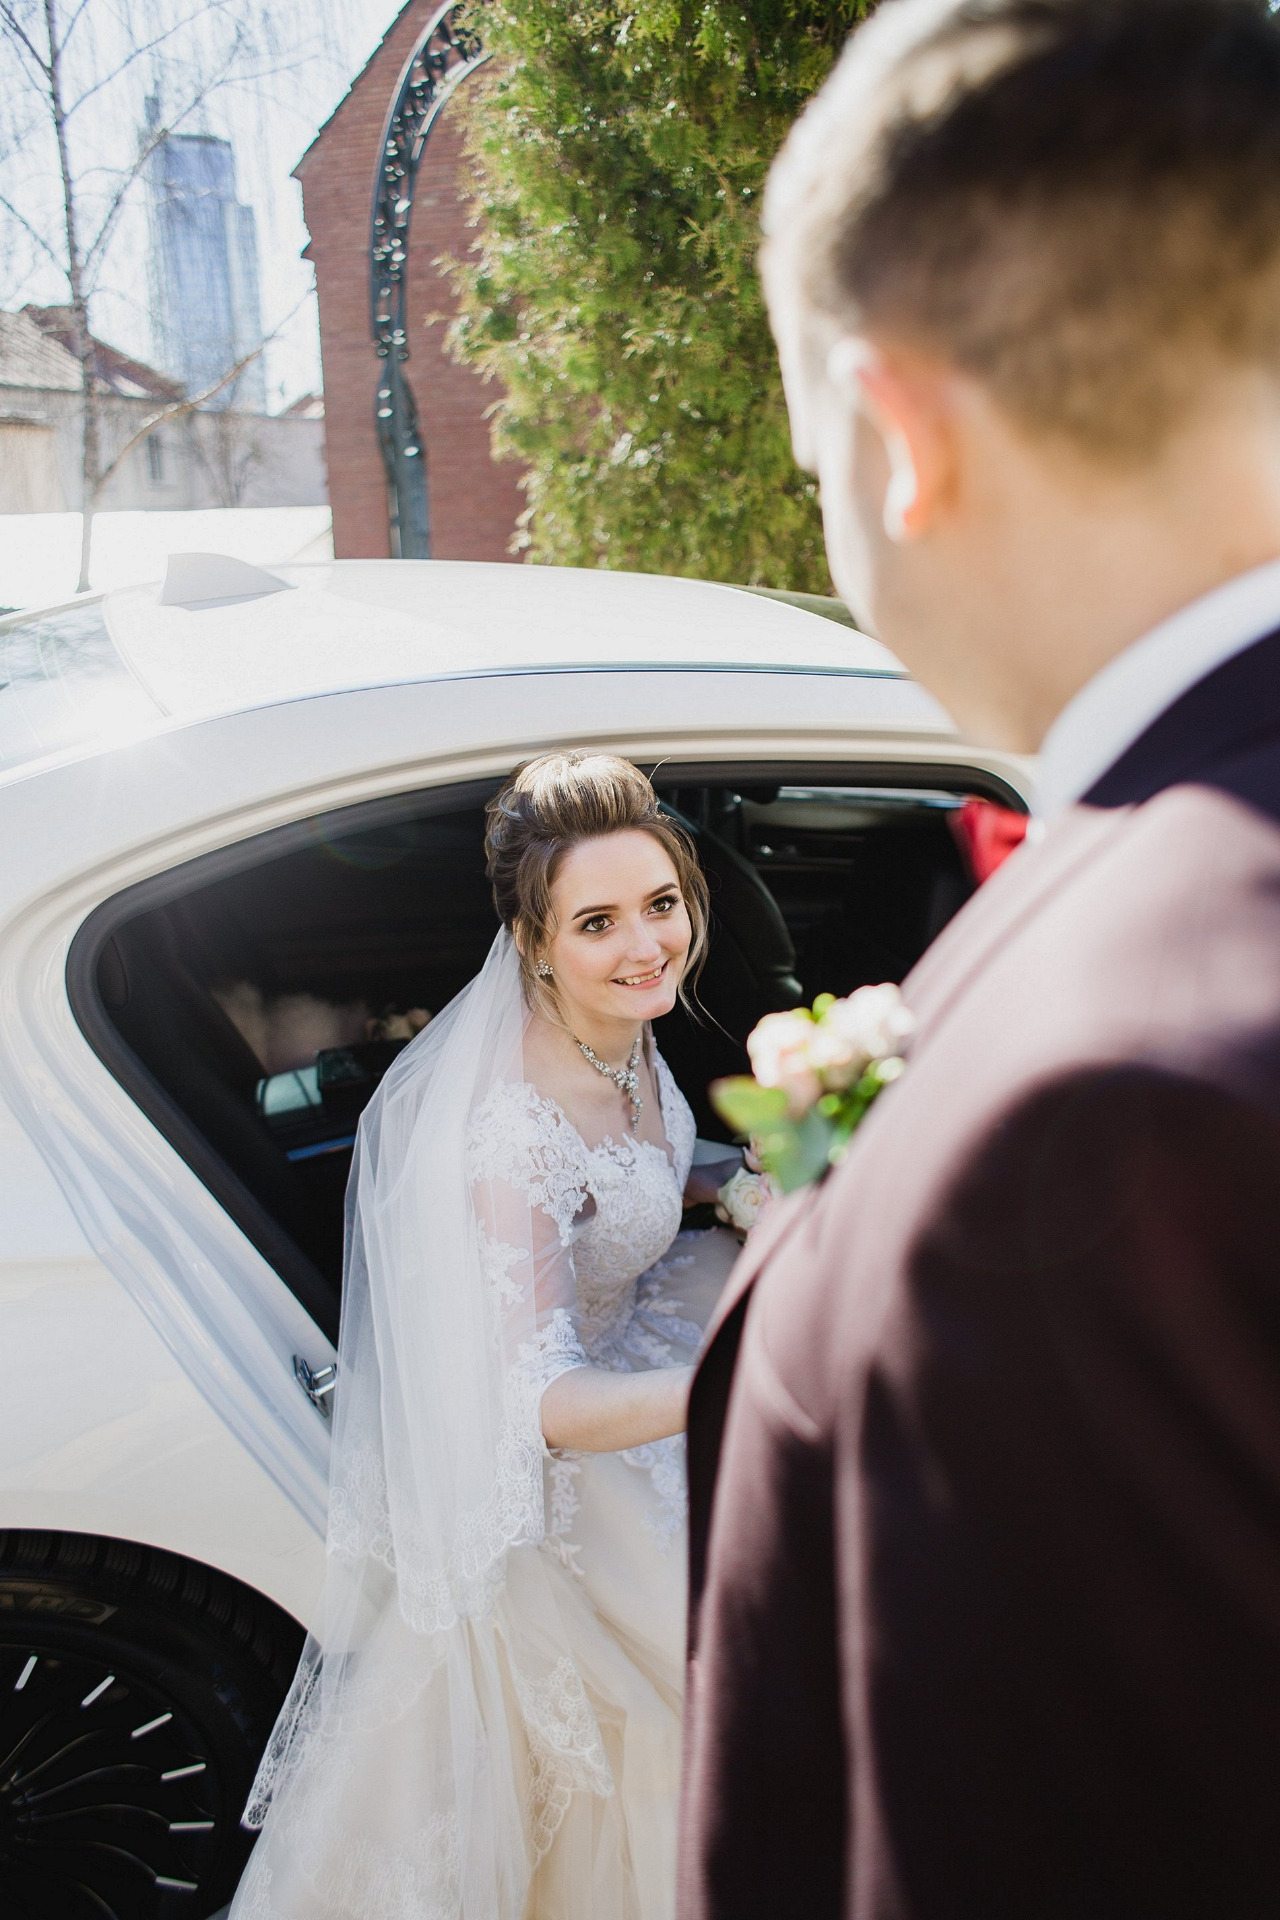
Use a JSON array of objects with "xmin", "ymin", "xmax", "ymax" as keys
[{"xmin": 485, "ymin": 751, "xmax": 710, "ymax": 1016}]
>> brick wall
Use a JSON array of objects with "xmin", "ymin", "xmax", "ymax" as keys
[{"xmin": 294, "ymin": 2, "xmax": 523, "ymax": 561}]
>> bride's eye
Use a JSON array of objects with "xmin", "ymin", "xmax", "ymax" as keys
[
  {"xmin": 649, "ymin": 894, "xmax": 678, "ymax": 916},
  {"xmin": 581, "ymin": 914, "xmax": 612, "ymax": 934}
]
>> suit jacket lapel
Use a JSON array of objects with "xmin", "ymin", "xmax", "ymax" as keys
[
  {"xmin": 700, "ymin": 1181, "xmax": 818, "ymax": 1348},
  {"xmin": 687, "ymin": 1184, "xmax": 823, "ymax": 1637},
  {"xmin": 903, "ymin": 802, "xmax": 1128, "ymax": 1040}
]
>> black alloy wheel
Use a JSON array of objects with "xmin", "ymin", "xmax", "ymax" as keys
[{"xmin": 0, "ymin": 1531, "xmax": 303, "ymax": 1920}]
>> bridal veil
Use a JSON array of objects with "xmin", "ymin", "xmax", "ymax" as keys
[{"xmin": 231, "ymin": 931, "xmax": 621, "ymax": 1919}]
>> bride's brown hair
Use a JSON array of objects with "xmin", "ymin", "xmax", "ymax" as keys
[{"xmin": 485, "ymin": 751, "xmax": 710, "ymax": 1016}]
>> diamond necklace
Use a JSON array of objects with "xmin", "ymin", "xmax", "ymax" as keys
[{"xmin": 574, "ymin": 1031, "xmax": 643, "ymax": 1133}]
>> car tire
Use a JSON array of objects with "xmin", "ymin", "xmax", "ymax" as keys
[{"xmin": 0, "ymin": 1529, "xmax": 304, "ymax": 1920}]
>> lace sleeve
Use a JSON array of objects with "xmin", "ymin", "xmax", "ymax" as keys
[
  {"xmin": 468, "ymin": 1082, "xmax": 591, "ymax": 1449},
  {"xmin": 468, "ymin": 1080, "xmax": 592, "ymax": 1245}
]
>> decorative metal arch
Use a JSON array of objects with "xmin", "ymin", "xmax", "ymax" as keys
[{"xmin": 370, "ymin": 2, "xmax": 489, "ymax": 557}]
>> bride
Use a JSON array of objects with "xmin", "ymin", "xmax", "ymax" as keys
[{"xmin": 230, "ymin": 751, "xmax": 743, "ymax": 1920}]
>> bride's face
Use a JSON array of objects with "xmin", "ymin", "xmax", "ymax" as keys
[{"xmin": 543, "ymin": 830, "xmax": 692, "ymax": 1033}]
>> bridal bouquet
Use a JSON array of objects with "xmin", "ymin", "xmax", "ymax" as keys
[{"xmin": 712, "ymin": 985, "xmax": 914, "ymax": 1195}]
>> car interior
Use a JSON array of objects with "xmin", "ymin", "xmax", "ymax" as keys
[{"xmin": 72, "ymin": 764, "xmax": 1022, "ymax": 1344}]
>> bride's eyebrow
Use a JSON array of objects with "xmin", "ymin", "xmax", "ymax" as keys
[{"xmin": 571, "ymin": 884, "xmax": 676, "ymax": 923}]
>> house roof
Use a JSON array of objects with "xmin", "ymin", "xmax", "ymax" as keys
[
  {"xmin": 0, "ymin": 309, "xmax": 81, "ymax": 392},
  {"xmin": 21, "ymin": 307, "xmax": 183, "ymax": 401}
]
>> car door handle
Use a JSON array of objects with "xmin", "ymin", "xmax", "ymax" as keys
[{"xmin": 293, "ymin": 1354, "xmax": 337, "ymax": 1416}]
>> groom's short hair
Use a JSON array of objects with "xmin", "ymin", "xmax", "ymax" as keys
[{"xmin": 765, "ymin": 0, "xmax": 1280, "ymax": 460}]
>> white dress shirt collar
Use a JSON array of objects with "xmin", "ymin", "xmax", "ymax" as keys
[{"xmin": 1035, "ymin": 556, "xmax": 1280, "ymax": 820}]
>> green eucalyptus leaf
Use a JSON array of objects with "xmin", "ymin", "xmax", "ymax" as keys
[
  {"xmin": 710, "ymin": 1075, "xmax": 789, "ymax": 1134},
  {"xmin": 765, "ymin": 1107, "xmax": 836, "ymax": 1192}
]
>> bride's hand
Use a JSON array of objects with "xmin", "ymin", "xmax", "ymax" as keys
[
  {"xmin": 683, "ymin": 1152, "xmax": 743, "ymax": 1207},
  {"xmin": 541, "ymin": 1363, "xmax": 695, "ymax": 1454}
]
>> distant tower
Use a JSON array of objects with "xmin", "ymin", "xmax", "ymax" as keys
[{"xmin": 146, "ymin": 109, "xmax": 267, "ymax": 412}]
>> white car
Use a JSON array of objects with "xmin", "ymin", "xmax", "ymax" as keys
[{"xmin": 0, "ymin": 557, "xmax": 1031, "ymax": 1917}]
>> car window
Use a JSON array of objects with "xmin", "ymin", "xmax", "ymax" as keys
[
  {"xmin": 72, "ymin": 768, "xmax": 1017, "ymax": 1335},
  {"xmin": 0, "ymin": 602, "xmax": 163, "ymax": 781}
]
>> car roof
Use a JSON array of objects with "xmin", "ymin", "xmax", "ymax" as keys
[
  {"xmin": 101, "ymin": 559, "xmax": 903, "ymax": 717},
  {"xmin": 0, "ymin": 560, "xmax": 914, "ymax": 788}
]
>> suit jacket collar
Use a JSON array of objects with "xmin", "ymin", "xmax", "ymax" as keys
[
  {"xmin": 906, "ymin": 625, "xmax": 1280, "ymax": 1047},
  {"xmin": 1083, "ymin": 621, "xmax": 1280, "ymax": 809},
  {"xmin": 1035, "ymin": 561, "xmax": 1280, "ymax": 816}
]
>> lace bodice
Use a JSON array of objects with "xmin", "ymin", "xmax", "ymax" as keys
[{"xmin": 467, "ymin": 1051, "xmax": 696, "ymax": 1359}]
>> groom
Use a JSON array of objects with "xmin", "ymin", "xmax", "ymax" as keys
[{"xmin": 679, "ymin": 1, "xmax": 1280, "ymax": 1915}]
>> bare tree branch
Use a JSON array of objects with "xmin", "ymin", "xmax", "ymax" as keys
[
  {"xmin": 0, "ymin": 3, "xmax": 51, "ymax": 78},
  {"xmin": 94, "ymin": 290, "xmax": 309, "ymax": 491},
  {"xmin": 79, "ymin": 137, "xmax": 173, "ymax": 281},
  {"xmin": 80, "ymin": 45, "xmax": 249, "ymax": 279},
  {"xmin": 54, "ymin": 0, "xmax": 94, "ymax": 55},
  {"xmin": 67, "ymin": 14, "xmax": 245, "ymax": 120},
  {"xmin": 37, "ymin": 0, "xmax": 104, "ymax": 593},
  {"xmin": 94, "ymin": 348, "xmax": 264, "ymax": 491},
  {"xmin": 0, "ymin": 186, "xmax": 63, "ymax": 270}
]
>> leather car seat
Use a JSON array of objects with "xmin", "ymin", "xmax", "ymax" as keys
[
  {"xmin": 798, "ymin": 815, "xmax": 972, "ymax": 997},
  {"xmin": 656, "ymin": 810, "xmax": 805, "ymax": 1140}
]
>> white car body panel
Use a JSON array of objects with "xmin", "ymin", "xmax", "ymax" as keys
[
  {"xmin": 101, "ymin": 560, "xmax": 906, "ymax": 725},
  {"xmin": 0, "ymin": 564, "xmax": 1034, "ymax": 1630}
]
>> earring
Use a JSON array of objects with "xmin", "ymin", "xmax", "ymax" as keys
[{"xmin": 535, "ymin": 960, "xmax": 553, "ymax": 979}]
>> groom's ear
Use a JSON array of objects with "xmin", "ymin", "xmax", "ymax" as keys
[{"xmin": 829, "ymin": 335, "xmax": 960, "ymax": 544}]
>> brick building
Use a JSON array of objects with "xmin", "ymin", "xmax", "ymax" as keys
[{"xmin": 294, "ymin": 3, "xmax": 522, "ymax": 562}]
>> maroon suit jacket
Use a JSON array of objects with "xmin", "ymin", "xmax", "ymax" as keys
[{"xmin": 679, "ymin": 628, "xmax": 1280, "ymax": 1920}]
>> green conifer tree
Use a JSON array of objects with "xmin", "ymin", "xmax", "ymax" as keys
[{"xmin": 448, "ymin": 2, "xmax": 871, "ymax": 589}]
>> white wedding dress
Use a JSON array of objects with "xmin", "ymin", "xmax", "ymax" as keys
[{"xmin": 230, "ymin": 931, "xmax": 739, "ymax": 1920}]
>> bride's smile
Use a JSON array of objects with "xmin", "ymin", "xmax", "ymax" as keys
[
  {"xmin": 614, "ymin": 960, "xmax": 667, "ymax": 988},
  {"xmin": 537, "ymin": 827, "xmax": 694, "ymax": 1048}
]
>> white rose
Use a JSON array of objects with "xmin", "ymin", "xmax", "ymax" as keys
[
  {"xmin": 820, "ymin": 983, "xmax": 914, "ymax": 1069},
  {"xmin": 746, "ymin": 1009, "xmax": 823, "ymax": 1118},
  {"xmin": 715, "ymin": 1166, "xmax": 781, "ymax": 1235}
]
